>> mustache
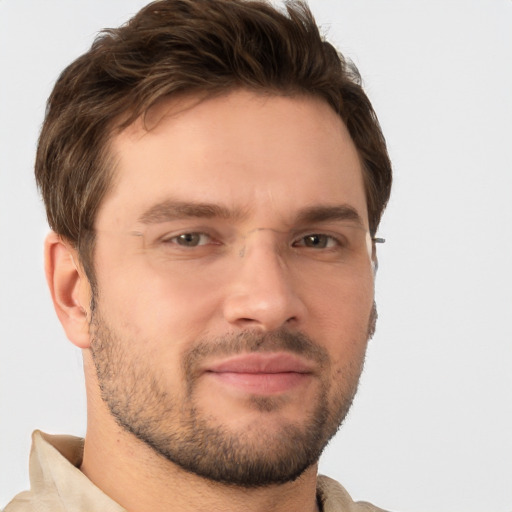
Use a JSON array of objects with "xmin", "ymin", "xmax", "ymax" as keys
[{"xmin": 183, "ymin": 329, "xmax": 330, "ymax": 377}]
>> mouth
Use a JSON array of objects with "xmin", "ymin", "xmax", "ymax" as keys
[{"xmin": 203, "ymin": 352, "xmax": 315, "ymax": 395}]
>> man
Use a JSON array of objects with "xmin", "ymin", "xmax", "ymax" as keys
[{"xmin": 5, "ymin": 0, "xmax": 391, "ymax": 510}]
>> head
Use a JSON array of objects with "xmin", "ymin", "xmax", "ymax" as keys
[
  {"xmin": 40, "ymin": 0, "xmax": 392, "ymax": 488},
  {"xmin": 36, "ymin": 0, "xmax": 391, "ymax": 289}
]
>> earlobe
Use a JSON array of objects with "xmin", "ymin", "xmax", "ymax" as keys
[
  {"xmin": 44, "ymin": 232, "xmax": 92, "ymax": 349},
  {"xmin": 372, "ymin": 255, "xmax": 379, "ymax": 273},
  {"xmin": 371, "ymin": 244, "xmax": 379, "ymax": 274}
]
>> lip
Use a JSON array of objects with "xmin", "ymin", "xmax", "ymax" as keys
[
  {"xmin": 205, "ymin": 352, "xmax": 315, "ymax": 374},
  {"xmin": 203, "ymin": 352, "xmax": 315, "ymax": 395}
]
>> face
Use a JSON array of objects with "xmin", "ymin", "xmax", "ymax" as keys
[{"xmin": 89, "ymin": 90, "xmax": 375, "ymax": 486}]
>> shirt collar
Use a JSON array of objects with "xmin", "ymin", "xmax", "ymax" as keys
[
  {"xmin": 20, "ymin": 430, "xmax": 359, "ymax": 512},
  {"xmin": 27, "ymin": 430, "xmax": 125, "ymax": 512}
]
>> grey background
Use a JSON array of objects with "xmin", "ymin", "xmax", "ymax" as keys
[{"xmin": 1, "ymin": 1, "xmax": 511, "ymax": 510}]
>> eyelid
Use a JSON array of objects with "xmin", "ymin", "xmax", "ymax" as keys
[
  {"xmin": 160, "ymin": 231, "xmax": 217, "ymax": 245},
  {"xmin": 147, "ymin": 223, "xmax": 361, "ymax": 248},
  {"xmin": 292, "ymin": 232, "xmax": 343, "ymax": 247},
  {"xmin": 145, "ymin": 222, "xmax": 222, "ymax": 242}
]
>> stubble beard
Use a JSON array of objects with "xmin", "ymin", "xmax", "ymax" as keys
[{"xmin": 89, "ymin": 306, "xmax": 375, "ymax": 488}]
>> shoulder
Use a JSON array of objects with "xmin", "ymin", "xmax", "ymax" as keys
[
  {"xmin": 3, "ymin": 431, "xmax": 124, "ymax": 512},
  {"xmin": 317, "ymin": 475, "xmax": 391, "ymax": 512}
]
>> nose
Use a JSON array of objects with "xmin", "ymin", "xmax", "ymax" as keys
[{"xmin": 222, "ymin": 236, "xmax": 307, "ymax": 331}]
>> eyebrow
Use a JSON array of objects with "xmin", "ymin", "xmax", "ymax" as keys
[
  {"xmin": 137, "ymin": 200, "xmax": 247, "ymax": 224},
  {"xmin": 137, "ymin": 200, "xmax": 365, "ymax": 228},
  {"xmin": 295, "ymin": 205, "xmax": 365, "ymax": 227}
]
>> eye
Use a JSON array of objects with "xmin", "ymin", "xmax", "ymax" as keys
[
  {"xmin": 293, "ymin": 234, "xmax": 338, "ymax": 249},
  {"xmin": 165, "ymin": 232, "xmax": 213, "ymax": 247}
]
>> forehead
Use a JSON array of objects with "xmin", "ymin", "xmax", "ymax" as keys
[{"xmin": 99, "ymin": 90, "xmax": 367, "ymax": 231}]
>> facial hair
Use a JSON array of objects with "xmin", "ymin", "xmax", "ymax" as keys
[{"xmin": 89, "ymin": 306, "xmax": 375, "ymax": 488}]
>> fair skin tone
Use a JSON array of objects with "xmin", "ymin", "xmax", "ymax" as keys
[{"xmin": 45, "ymin": 90, "xmax": 375, "ymax": 512}]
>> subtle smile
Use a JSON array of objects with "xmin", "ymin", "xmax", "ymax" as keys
[{"xmin": 203, "ymin": 352, "xmax": 315, "ymax": 394}]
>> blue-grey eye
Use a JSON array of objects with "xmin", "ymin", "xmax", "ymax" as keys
[
  {"xmin": 297, "ymin": 234, "xmax": 334, "ymax": 248},
  {"xmin": 175, "ymin": 233, "xmax": 205, "ymax": 247}
]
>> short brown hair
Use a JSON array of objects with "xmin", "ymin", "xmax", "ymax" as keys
[{"xmin": 35, "ymin": 0, "xmax": 392, "ymax": 285}]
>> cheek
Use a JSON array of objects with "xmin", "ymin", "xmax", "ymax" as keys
[
  {"xmin": 299, "ymin": 267, "xmax": 374, "ymax": 360},
  {"xmin": 95, "ymin": 257, "xmax": 222, "ymax": 345},
  {"xmin": 300, "ymin": 262, "xmax": 374, "ymax": 320}
]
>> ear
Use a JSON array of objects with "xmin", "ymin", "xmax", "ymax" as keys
[
  {"xmin": 44, "ymin": 232, "xmax": 92, "ymax": 349},
  {"xmin": 370, "ymin": 241, "xmax": 379, "ymax": 275}
]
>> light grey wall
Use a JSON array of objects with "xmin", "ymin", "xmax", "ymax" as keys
[{"xmin": 1, "ymin": 1, "xmax": 511, "ymax": 510}]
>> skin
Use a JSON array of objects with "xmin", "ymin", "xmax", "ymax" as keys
[{"xmin": 45, "ymin": 90, "xmax": 376, "ymax": 512}]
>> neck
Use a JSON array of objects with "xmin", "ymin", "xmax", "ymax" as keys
[{"xmin": 81, "ymin": 423, "xmax": 320, "ymax": 512}]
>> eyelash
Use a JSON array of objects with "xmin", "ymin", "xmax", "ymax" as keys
[
  {"xmin": 292, "ymin": 233, "xmax": 343, "ymax": 249},
  {"xmin": 160, "ymin": 231, "xmax": 344, "ymax": 249},
  {"xmin": 161, "ymin": 232, "xmax": 216, "ymax": 247}
]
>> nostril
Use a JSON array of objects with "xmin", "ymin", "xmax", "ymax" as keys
[{"xmin": 285, "ymin": 316, "xmax": 298, "ymax": 324}]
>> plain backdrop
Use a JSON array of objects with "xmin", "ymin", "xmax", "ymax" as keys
[{"xmin": 1, "ymin": 1, "xmax": 511, "ymax": 511}]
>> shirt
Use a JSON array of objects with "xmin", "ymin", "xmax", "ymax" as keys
[{"xmin": 4, "ymin": 431, "xmax": 388, "ymax": 512}]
